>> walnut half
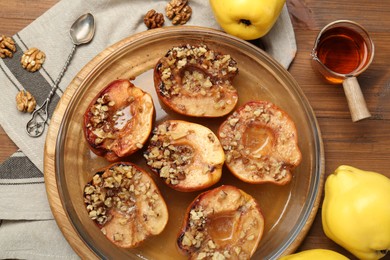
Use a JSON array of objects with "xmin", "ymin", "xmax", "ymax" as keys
[
  {"xmin": 0, "ymin": 35, "xmax": 16, "ymax": 58},
  {"xmin": 165, "ymin": 0, "xmax": 192, "ymax": 25},
  {"xmin": 21, "ymin": 47, "xmax": 46, "ymax": 72},
  {"xmin": 144, "ymin": 9, "xmax": 165, "ymax": 29},
  {"xmin": 16, "ymin": 90, "xmax": 36, "ymax": 113}
]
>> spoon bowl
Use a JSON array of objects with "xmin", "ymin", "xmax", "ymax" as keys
[{"xmin": 70, "ymin": 13, "xmax": 96, "ymax": 45}]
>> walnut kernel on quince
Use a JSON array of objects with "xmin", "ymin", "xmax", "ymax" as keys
[
  {"xmin": 0, "ymin": 35, "xmax": 16, "ymax": 58},
  {"xmin": 16, "ymin": 90, "xmax": 36, "ymax": 113},
  {"xmin": 21, "ymin": 47, "xmax": 46, "ymax": 72}
]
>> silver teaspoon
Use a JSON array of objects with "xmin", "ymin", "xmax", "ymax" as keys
[{"xmin": 26, "ymin": 13, "xmax": 96, "ymax": 137}]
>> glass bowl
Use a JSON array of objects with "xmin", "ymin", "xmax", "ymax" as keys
[{"xmin": 50, "ymin": 26, "xmax": 324, "ymax": 259}]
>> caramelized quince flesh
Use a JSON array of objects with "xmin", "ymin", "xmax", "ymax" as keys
[
  {"xmin": 84, "ymin": 79, "xmax": 154, "ymax": 161},
  {"xmin": 154, "ymin": 44, "xmax": 238, "ymax": 117},
  {"xmin": 177, "ymin": 185, "xmax": 264, "ymax": 259},
  {"xmin": 218, "ymin": 100, "xmax": 302, "ymax": 185},
  {"xmin": 83, "ymin": 162, "xmax": 169, "ymax": 248},
  {"xmin": 144, "ymin": 119, "xmax": 225, "ymax": 192}
]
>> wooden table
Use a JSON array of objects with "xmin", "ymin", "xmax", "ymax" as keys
[{"xmin": 1, "ymin": 1, "xmax": 389, "ymax": 259}]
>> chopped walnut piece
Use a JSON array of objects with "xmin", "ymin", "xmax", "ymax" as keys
[
  {"xmin": 144, "ymin": 9, "xmax": 165, "ymax": 29},
  {"xmin": 165, "ymin": 0, "xmax": 192, "ymax": 25},
  {"xmin": 21, "ymin": 47, "xmax": 45, "ymax": 72},
  {"xmin": 0, "ymin": 35, "xmax": 16, "ymax": 58},
  {"xmin": 16, "ymin": 90, "xmax": 36, "ymax": 113}
]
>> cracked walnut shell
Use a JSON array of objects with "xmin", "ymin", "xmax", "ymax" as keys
[
  {"xmin": 0, "ymin": 35, "xmax": 16, "ymax": 58},
  {"xmin": 21, "ymin": 47, "xmax": 46, "ymax": 72},
  {"xmin": 144, "ymin": 9, "xmax": 165, "ymax": 29},
  {"xmin": 165, "ymin": 0, "xmax": 192, "ymax": 25},
  {"xmin": 16, "ymin": 90, "xmax": 36, "ymax": 113}
]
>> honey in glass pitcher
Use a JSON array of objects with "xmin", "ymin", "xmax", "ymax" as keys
[
  {"xmin": 311, "ymin": 20, "xmax": 375, "ymax": 122},
  {"xmin": 316, "ymin": 26, "xmax": 368, "ymax": 77},
  {"xmin": 311, "ymin": 20, "xmax": 374, "ymax": 84}
]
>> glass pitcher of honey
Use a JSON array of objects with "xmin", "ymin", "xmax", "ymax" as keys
[{"xmin": 311, "ymin": 20, "xmax": 375, "ymax": 122}]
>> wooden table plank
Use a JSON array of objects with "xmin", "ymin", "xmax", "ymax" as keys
[{"xmin": 1, "ymin": 1, "xmax": 390, "ymax": 259}]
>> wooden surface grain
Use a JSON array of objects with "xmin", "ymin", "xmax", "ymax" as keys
[{"xmin": 1, "ymin": 1, "xmax": 390, "ymax": 259}]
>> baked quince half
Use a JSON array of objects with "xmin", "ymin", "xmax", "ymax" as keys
[
  {"xmin": 177, "ymin": 185, "xmax": 264, "ymax": 259},
  {"xmin": 154, "ymin": 44, "xmax": 239, "ymax": 117},
  {"xmin": 144, "ymin": 120, "xmax": 224, "ymax": 192},
  {"xmin": 83, "ymin": 162, "xmax": 169, "ymax": 248},
  {"xmin": 218, "ymin": 101, "xmax": 302, "ymax": 185},
  {"xmin": 83, "ymin": 79, "xmax": 154, "ymax": 162}
]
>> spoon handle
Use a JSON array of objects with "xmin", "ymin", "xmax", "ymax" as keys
[
  {"xmin": 26, "ymin": 44, "xmax": 77, "ymax": 137},
  {"xmin": 48, "ymin": 44, "xmax": 77, "ymax": 102}
]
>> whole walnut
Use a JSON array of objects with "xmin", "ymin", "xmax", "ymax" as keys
[
  {"xmin": 165, "ymin": 0, "xmax": 192, "ymax": 25},
  {"xmin": 16, "ymin": 90, "xmax": 36, "ymax": 113},
  {"xmin": 21, "ymin": 47, "xmax": 46, "ymax": 72},
  {"xmin": 0, "ymin": 35, "xmax": 16, "ymax": 58},
  {"xmin": 144, "ymin": 9, "xmax": 165, "ymax": 29}
]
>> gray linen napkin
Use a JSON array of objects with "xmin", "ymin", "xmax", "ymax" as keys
[{"xmin": 0, "ymin": 0, "xmax": 296, "ymax": 258}]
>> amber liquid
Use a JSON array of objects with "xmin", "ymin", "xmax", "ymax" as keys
[{"xmin": 316, "ymin": 26, "xmax": 369, "ymax": 75}]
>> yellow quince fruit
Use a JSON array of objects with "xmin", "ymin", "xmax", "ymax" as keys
[
  {"xmin": 322, "ymin": 165, "xmax": 390, "ymax": 260},
  {"xmin": 209, "ymin": 0, "xmax": 286, "ymax": 40}
]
